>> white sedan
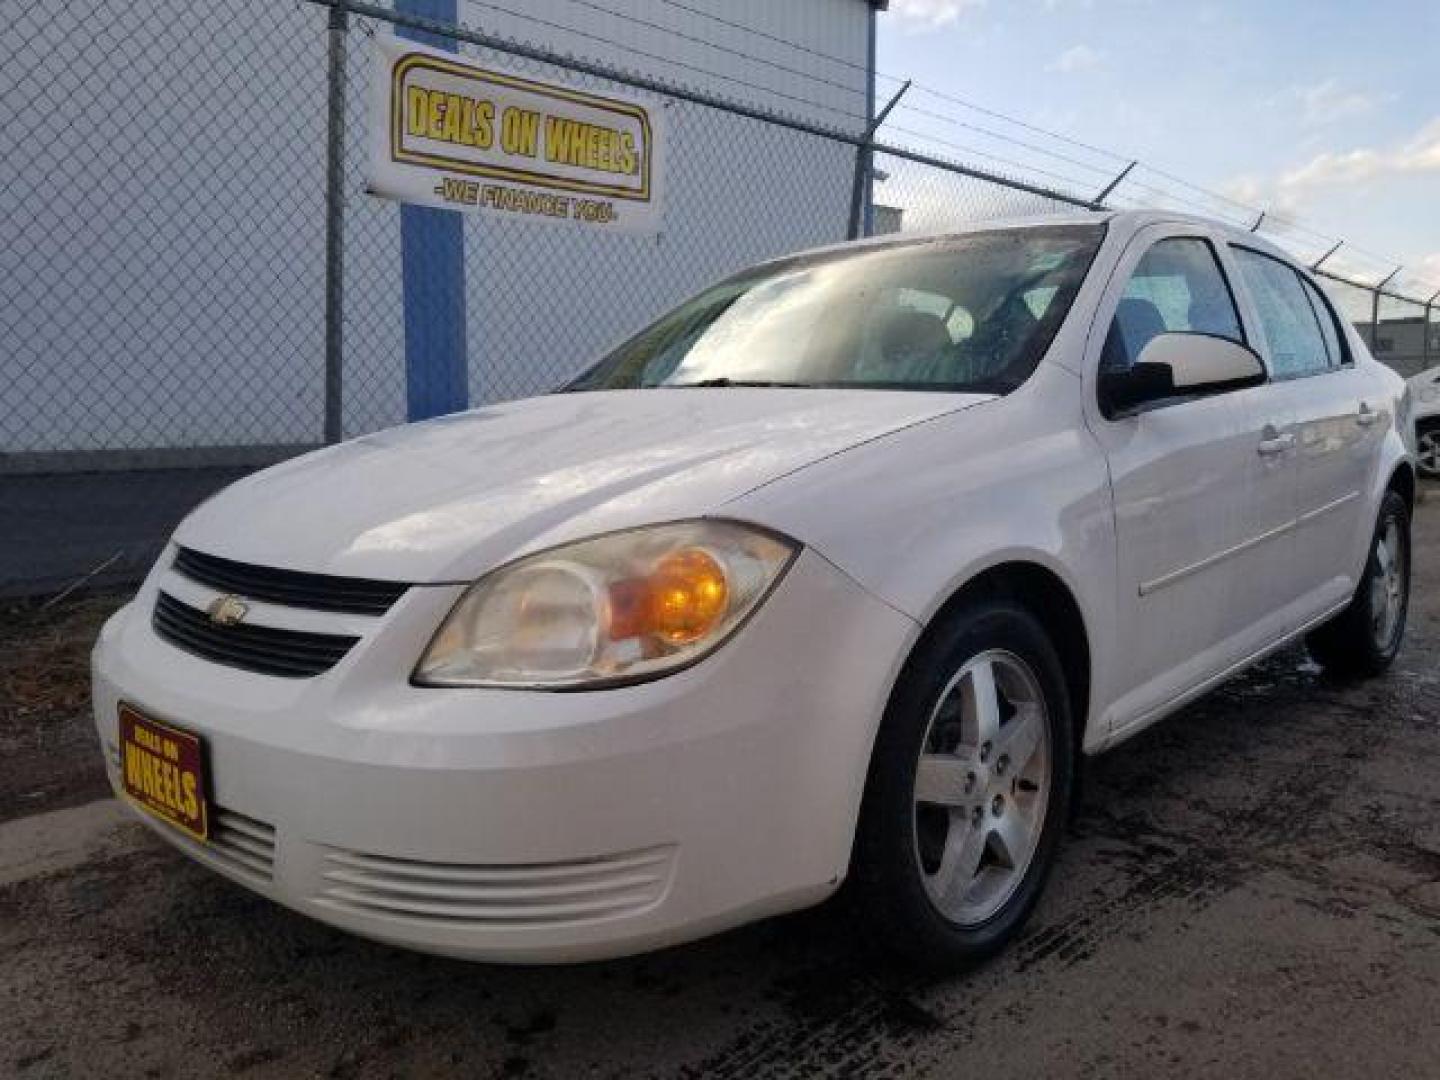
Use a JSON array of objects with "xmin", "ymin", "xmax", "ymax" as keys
[
  {"xmin": 94, "ymin": 210, "xmax": 1415, "ymax": 968},
  {"xmin": 1411, "ymin": 365, "xmax": 1440, "ymax": 477}
]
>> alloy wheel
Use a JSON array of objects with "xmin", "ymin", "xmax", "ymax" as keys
[
  {"xmin": 1418, "ymin": 429, "xmax": 1440, "ymax": 477},
  {"xmin": 1371, "ymin": 516, "xmax": 1407, "ymax": 651},
  {"xmin": 912, "ymin": 649, "xmax": 1051, "ymax": 926}
]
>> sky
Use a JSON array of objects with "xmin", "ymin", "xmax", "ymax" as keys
[{"xmin": 876, "ymin": 0, "xmax": 1440, "ymax": 296}]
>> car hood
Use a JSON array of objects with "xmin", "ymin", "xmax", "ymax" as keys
[{"xmin": 175, "ymin": 388, "xmax": 991, "ymax": 582}]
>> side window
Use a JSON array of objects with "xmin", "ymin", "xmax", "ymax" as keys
[
  {"xmin": 1231, "ymin": 248, "xmax": 1330, "ymax": 378},
  {"xmin": 1300, "ymin": 275, "xmax": 1346, "ymax": 368},
  {"xmin": 1101, "ymin": 238, "xmax": 1244, "ymax": 372}
]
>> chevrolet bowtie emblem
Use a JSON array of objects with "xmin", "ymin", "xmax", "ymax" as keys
[{"xmin": 206, "ymin": 594, "xmax": 249, "ymax": 627}]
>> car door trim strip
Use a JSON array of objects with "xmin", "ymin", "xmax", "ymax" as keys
[
  {"xmin": 1296, "ymin": 490, "xmax": 1360, "ymax": 527},
  {"xmin": 1139, "ymin": 518, "xmax": 1297, "ymax": 597}
]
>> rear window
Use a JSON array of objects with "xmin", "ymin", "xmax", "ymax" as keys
[
  {"xmin": 1300, "ymin": 275, "xmax": 1347, "ymax": 367},
  {"xmin": 1232, "ymin": 248, "xmax": 1333, "ymax": 379}
]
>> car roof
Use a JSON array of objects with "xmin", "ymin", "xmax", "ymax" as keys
[{"xmin": 786, "ymin": 208, "xmax": 1297, "ymax": 267}]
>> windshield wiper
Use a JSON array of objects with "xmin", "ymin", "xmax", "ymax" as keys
[{"xmin": 665, "ymin": 377, "xmax": 812, "ymax": 389}]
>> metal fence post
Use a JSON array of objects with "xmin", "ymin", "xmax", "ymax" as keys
[
  {"xmin": 1091, "ymin": 161, "xmax": 1135, "ymax": 209},
  {"xmin": 1425, "ymin": 290, "xmax": 1437, "ymax": 368},
  {"xmin": 846, "ymin": 144, "xmax": 871, "ymax": 241},
  {"xmin": 322, "ymin": 2, "xmax": 349, "ymax": 445},
  {"xmin": 847, "ymin": 81, "xmax": 910, "ymax": 241},
  {"xmin": 1371, "ymin": 266, "xmax": 1402, "ymax": 354},
  {"xmin": 1310, "ymin": 240, "xmax": 1342, "ymax": 272}
]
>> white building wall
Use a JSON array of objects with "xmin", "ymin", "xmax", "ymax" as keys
[
  {"xmin": 1, "ymin": 0, "xmax": 874, "ymax": 459},
  {"xmin": 459, "ymin": 0, "xmax": 871, "ymax": 129}
]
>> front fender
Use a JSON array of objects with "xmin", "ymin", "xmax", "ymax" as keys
[{"xmin": 728, "ymin": 366, "xmax": 1118, "ymax": 752}]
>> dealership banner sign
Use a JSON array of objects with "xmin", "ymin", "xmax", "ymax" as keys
[{"xmin": 368, "ymin": 36, "xmax": 664, "ymax": 233}]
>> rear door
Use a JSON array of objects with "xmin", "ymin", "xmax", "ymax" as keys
[
  {"xmin": 1087, "ymin": 226, "xmax": 1295, "ymax": 730},
  {"xmin": 1229, "ymin": 247, "xmax": 1378, "ymax": 616}
]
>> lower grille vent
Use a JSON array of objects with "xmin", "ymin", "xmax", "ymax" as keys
[
  {"xmin": 206, "ymin": 809, "xmax": 277, "ymax": 881},
  {"xmin": 317, "ymin": 846, "xmax": 676, "ymax": 929}
]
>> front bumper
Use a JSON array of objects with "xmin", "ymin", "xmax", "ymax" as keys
[{"xmin": 93, "ymin": 548, "xmax": 917, "ymax": 963}]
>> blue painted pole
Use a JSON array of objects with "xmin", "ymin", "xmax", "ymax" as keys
[{"xmin": 397, "ymin": 0, "xmax": 469, "ymax": 421}]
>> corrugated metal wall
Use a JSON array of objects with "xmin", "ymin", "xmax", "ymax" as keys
[{"xmin": 457, "ymin": 0, "xmax": 870, "ymax": 128}]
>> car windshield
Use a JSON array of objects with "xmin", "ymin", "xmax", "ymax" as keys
[{"xmin": 565, "ymin": 223, "xmax": 1106, "ymax": 395}]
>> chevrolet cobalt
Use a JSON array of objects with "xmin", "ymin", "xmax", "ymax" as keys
[{"xmin": 94, "ymin": 211, "xmax": 1415, "ymax": 967}]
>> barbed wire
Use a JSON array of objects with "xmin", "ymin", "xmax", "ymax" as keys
[
  {"xmin": 504, "ymin": 0, "xmax": 1434, "ymax": 295},
  {"xmin": 892, "ymin": 101, "xmax": 1120, "ymax": 183},
  {"xmin": 882, "ymin": 124, "xmax": 1102, "ymax": 199},
  {"xmin": 509, "ymin": 2, "xmax": 1438, "ymax": 296}
]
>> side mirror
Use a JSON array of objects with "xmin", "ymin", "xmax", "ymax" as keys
[{"xmin": 1100, "ymin": 332, "xmax": 1266, "ymax": 417}]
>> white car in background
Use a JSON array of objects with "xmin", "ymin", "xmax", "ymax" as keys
[
  {"xmin": 1410, "ymin": 365, "xmax": 1440, "ymax": 477},
  {"xmin": 94, "ymin": 210, "xmax": 1414, "ymax": 970}
]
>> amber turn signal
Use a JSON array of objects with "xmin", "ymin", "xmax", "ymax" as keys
[
  {"xmin": 606, "ymin": 547, "xmax": 729, "ymax": 645},
  {"xmin": 648, "ymin": 548, "xmax": 729, "ymax": 644}
]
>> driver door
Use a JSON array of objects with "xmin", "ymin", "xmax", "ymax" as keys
[{"xmin": 1087, "ymin": 227, "xmax": 1296, "ymax": 735}]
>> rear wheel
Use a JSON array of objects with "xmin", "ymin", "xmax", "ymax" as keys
[
  {"xmin": 1306, "ymin": 490, "xmax": 1411, "ymax": 677},
  {"xmin": 1417, "ymin": 421, "xmax": 1440, "ymax": 479},
  {"xmin": 853, "ymin": 599, "xmax": 1074, "ymax": 969}
]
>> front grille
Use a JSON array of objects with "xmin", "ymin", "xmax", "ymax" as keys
[
  {"xmin": 152, "ymin": 591, "xmax": 358, "ymax": 678},
  {"xmin": 173, "ymin": 546, "xmax": 410, "ymax": 615},
  {"xmin": 316, "ymin": 846, "xmax": 676, "ymax": 929}
]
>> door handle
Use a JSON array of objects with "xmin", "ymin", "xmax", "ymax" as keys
[
  {"xmin": 1356, "ymin": 402, "xmax": 1379, "ymax": 427},
  {"xmin": 1258, "ymin": 426, "xmax": 1296, "ymax": 457}
]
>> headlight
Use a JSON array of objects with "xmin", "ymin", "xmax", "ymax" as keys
[{"xmin": 415, "ymin": 520, "xmax": 798, "ymax": 688}]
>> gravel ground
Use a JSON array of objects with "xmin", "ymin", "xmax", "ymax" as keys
[{"xmin": 2, "ymin": 487, "xmax": 1437, "ymax": 1079}]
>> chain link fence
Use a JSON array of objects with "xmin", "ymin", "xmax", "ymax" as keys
[{"xmin": 2, "ymin": 0, "xmax": 1436, "ymax": 593}]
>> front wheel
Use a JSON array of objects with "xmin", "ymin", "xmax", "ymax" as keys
[
  {"xmin": 1417, "ymin": 421, "xmax": 1440, "ymax": 479},
  {"xmin": 852, "ymin": 599, "xmax": 1074, "ymax": 969},
  {"xmin": 1306, "ymin": 489, "xmax": 1411, "ymax": 678}
]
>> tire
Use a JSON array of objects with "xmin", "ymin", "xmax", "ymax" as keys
[
  {"xmin": 852, "ymin": 598, "xmax": 1075, "ymax": 970},
  {"xmin": 1306, "ymin": 489, "xmax": 1411, "ymax": 678},
  {"xmin": 1417, "ymin": 420, "xmax": 1440, "ymax": 480}
]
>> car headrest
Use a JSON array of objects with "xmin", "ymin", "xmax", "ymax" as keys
[
  {"xmin": 881, "ymin": 310, "xmax": 952, "ymax": 366},
  {"xmin": 1102, "ymin": 297, "xmax": 1167, "ymax": 371}
]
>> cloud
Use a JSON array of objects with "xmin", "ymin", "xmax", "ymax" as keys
[
  {"xmin": 888, "ymin": 0, "xmax": 986, "ymax": 29},
  {"xmin": 1218, "ymin": 174, "xmax": 1271, "ymax": 207},
  {"xmin": 1414, "ymin": 253, "xmax": 1440, "ymax": 289},
  {"xmin": 1280, "ymin": 117, "xmax": 1440, "ymax": 191},
  {"xmin": 1048, "ymin": 44, "xmax": 1103, "ymax": 74},
  {"xmin": 1280, "ymin": 79, "xmax": 1389, "ymax": 128},
  {"xmin": 1221, "ymin": 116, "xmax": 1440, "ymax": 217}
]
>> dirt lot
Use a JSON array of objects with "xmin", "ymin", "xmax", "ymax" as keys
[{"xmin": 3, "ymin": 489, "xmax": 1437, "ymax": 1079}]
